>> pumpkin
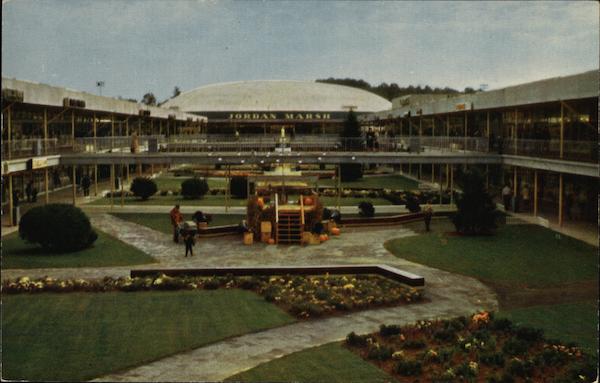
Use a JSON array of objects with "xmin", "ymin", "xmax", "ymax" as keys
[
  {"xmin": 268, "ymin": 238, "xmax": 275, "ymax": 245},
  {"xmin": 303, "ymin": 197, "xmax": 313, "ymax": 206},
  {"xmin": 319, "ymin": 234, "xmax": 329, "ymax": 242},
  {"xmin": 331, "ymin": 227, "xmax": 341, "ymax": 236}
]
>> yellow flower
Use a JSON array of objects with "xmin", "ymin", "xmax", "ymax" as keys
[
  {"xmin": 343, "ymin": 284, "xmax": 355, "ymax": 290},
  {"xmin": 392, "ymin": 351, "xmax": 404, "ymax": 360}
]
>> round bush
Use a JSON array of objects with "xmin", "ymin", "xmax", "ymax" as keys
[
  {"xmin": 405, "ymin": 193, "xmax": 421, "ymax": 213},
  {"xmin": 181, "ymin": 177, "xmax": 209, "ymax": 199},
  {"xmin": 130, "ymin": 177, "xmax": 157, "ymax": 200},
  {"xmin": 19, "ymin": 204, "xmax": 98, "ymax": 252},
  {"xmin": 358, "ymin": 201, "xmax": 375, "ymax": 217},
  {"xmin": 230, "ymin": 176, "xmax": 248, "ymax": 198}
]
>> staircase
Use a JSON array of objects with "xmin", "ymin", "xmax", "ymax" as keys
[{"xmin": 276, "ymin": 210, "xmax": 303, "ymax": 244}]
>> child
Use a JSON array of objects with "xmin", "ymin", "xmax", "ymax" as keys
[{"xmin": 184, "ymin": 231, "xmax": 195, "ymax": 257}]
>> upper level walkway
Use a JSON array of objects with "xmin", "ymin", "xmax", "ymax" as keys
[{"xmin": 2, "ymin": 135, "xmax": 598, "ymax": 178}]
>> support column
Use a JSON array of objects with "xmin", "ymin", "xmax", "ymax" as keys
[
  {"xmin": 513, "ymin": 167, "xmax": 518, "ymax": 211},
  {"xmin": 533, "ymin": 171, "xmax": 538, "ymax": 217},
  {"xmin": 450, "ymin": 165, "xmax": 454, "ymax": 205},
  {"xmin": 336, "ymin": 165, "xmax": 342, "ymax": 211},
  {"xmin": 8, "ymin": 174, "xmax": 14, "ymax": 226},
  {"xmin": 44, "ymin": 168, "xmax": 49, "ymax": 204},
  {"xmin": 110, "ymin": 164, "xmax": 115, "ymax": 209},
  {"xmin": 120, "ymin": 165, "xmax": 125, "ymax": 207},
  {"xmin": 72, "ymin": 166, "xmax": 77, "ymax": 206},
  {"xmin": 558, "ymin": 173, "xmax": 563, "ymax": 226},
  {"xmin": 445, "ymin": 164, "xmax": 450, "ymax": 188},
  {"xmin": 486, "ymin": 111, "xmax": 490, "ymax": 138},
  {"xmin": 94, "ymin": 165, "xmax": 98, "ymax": 196},
  {"xmin": 514, "ymin": 108, "xmax": 518, "ymax": 155},
  {"xmin": 43, "ymin": 108, "xmax": 48, "ymax": 155},
  {"xmin": 93, "ymin": 112, "xmax": 97, "ymax": 148},
  {"xmin": 71, "ymin": 110, "xmax": 75, "ymax": 149},
  {"xmin": 560, "ymin": 102, "xmax": 564, "ymax": 159},
  {"xmin": 7, "ymin": 105, "xmax": 12, "ymax": 160},
  {"xmin": 111, "ymin": 114, "xmax": 115, "ymax": 149},
  {"xmin": 225, "ymin": 165, "xmax": 231, "ymax": 213},
  {"xmin": 438, "ymin": 164, "xmax": 443, "ymax": 205},
  {"xmin": 463, "ymin": 111, "xmax": 467, "ymax": 152},
  {"xmin": 419, "ymin": 115, "xmax": 422, "ymax": 178}
]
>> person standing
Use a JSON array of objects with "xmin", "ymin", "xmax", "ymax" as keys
[
  {"xmin": 170, "ymin": 204, "xmax": 183, "ymax": 243},
  {"xmin": 81, "ymin": 174, "xmax": 91, "ymax": 197},
  {"xmin": 183, "ymin": 231, "xmax": 195, "ymax": 257},
  {"xmin": 423, "ymin": 201, "xmax": 433, "ymax": 232},
  {"xmin": 25, "ymin": 180, "xmax": 33, "ymax": 202},
  {"xmin": 521, "ymin": 183, "xmax": 530, "ymax": 212},
  {"xmin": 502, "ymin": 184, "xmax": 512, "ymax": 211}
]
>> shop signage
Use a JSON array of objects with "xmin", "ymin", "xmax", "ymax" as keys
[
  {"xmin": 30, "ymin": 157, "xmax": 48, "ymax": 169},
  {"xmin": 228, "ymin": 112, "xmax": 332, "ymax": 120}
]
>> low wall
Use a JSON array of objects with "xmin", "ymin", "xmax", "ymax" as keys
[{"xmin": 130, "ymin": 264, "xmax": 425, "ymax": 287}]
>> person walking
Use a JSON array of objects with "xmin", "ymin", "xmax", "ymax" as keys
[
  {"xmin": 170, "ymin": 204, "xmax": 183, "ymax": 243},
  {"xmin": 423, "ymin": 201, "xmax": 433, "ymax": 232},
  {"xmin": 183, "ymin": 231, "xmax": 195, "ymax": 257},
  {"xmin": 502, "ymin": 184, "xmax": 512, "ymax": 211}
]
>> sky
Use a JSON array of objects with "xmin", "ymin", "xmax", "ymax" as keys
[{"xmin": 2, "ymin": 0, "xmax": 598, "ymax": 102}]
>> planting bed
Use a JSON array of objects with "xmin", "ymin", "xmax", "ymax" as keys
[
  {"xmin": 3, "ymin": 273, "xmax": 423, "ymax": 320},
  {"xmin": 344, "ymin": 312, "xmax": 597, "ymax": 382}
]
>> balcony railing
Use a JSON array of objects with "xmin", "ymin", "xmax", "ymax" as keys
[
  {"xmin": 502, "ymin": 139, "xmax": 597, "ymax": 163},
  {"xmin": 2, "ymin": 134, "xmax": 595, "ymax": 164}
]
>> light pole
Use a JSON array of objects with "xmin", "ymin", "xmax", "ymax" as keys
[{"xmin": 96, "ymin": 81, "xmax": 105, "ymax": 96}]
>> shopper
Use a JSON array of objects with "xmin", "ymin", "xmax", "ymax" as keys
[
  {"xmin": 170, "ymin": 204, "xmax": 183, "ymax": 243},
  {"xmin": 184, "ymin": 231, "xmax": 195, "ymax": 257},
  {"xmin": 423, "ymin": 201, "xmax": 433, "ymax": 232},
  {"xmin": 502, "ymin": 184, "xmax": 512, "ymax": 211}
]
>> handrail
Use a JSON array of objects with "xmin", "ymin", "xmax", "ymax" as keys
[{"xmin": 275, "ymin": 193, "xmax": 279, "ymax": 224}]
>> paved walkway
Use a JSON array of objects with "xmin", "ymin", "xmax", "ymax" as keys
[{"xmin": 0, "ymin": 213, "xmax": 498, "ymax": 381}]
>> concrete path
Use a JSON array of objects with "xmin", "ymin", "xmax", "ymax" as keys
[{"xmin": 3, "ymin": 214, "xmax": 498, "ymax": 382}]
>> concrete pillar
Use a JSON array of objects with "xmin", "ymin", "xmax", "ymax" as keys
[
  {"xmin": 43, "ymin": 108, "xmax": 48, "ymax": 155},
  {"xmin": 513, "ymin": 167, "xmax": 517, "ymax": 197},
  {"xmin": 71, "ymin": 110, "xmax": 75, "ymax": 149},
  {"xmin": 560, "ymin": 103, "xmax": 564, "ymax": 159},
  {"xmin": 72, "ymin": 166, "xmax": 77, "ymax": 206},
  {"xmin": 558, "ymin": 174, "xmax": 563, "ymax": 226},
  {"xmin": 121, "ymin": 165, "xmax": 125, "ymax": 207},
  {"xmin": 514, "ymin": 109, "xmax": 518, "ymax": 155},
  {"xmin": 533, "ymin": 171, "xmax": 538, "ymax": 217},
  {"xmin": 110, "ymin": 164, "xmax": 115, "ymax": 209},
  {"xmin": 8, "ymin": 174, "xmax": 14, "ymax": 226},
  {"xmin": 94, "ymin": 165, "xmax": 98, "ymax": 196},
  {"xmin": 44, "ymin": 168, "xmax": 49, "ymax": 204}
]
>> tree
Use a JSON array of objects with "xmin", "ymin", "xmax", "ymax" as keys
[
  {"xmin": 451, "ymin": 167, "xmax": 500, "ymax": 235},
  {"xmin": 141, "ymin": 92, "xmax": 157, "ymax": 106},
  {"xmin": 339, "ymin": 110, "xmax": 363, "ymax": 181},
  {"xmin": 173, "ymin": 86, "xmax": 181, "ymax": 98}
]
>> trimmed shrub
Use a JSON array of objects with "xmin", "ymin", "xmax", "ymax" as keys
[
  {"xmin": 340, "ymin": 163, "xmax": 363, "ymax": 182},
  {"xmin": 379, "ymin": 324, "xmax": 402, "ymax": 337},
  {"xmin": 405, "ymin": 193, "xmax": 421, "ymax": 213},
  {"xmin": 395, "ymin": 360, "xmax": 422, "ymax": 376},
  {"xmin": 358, "ymin": 201, "xmax": 375, "ymax": 217},
  {"xmin": 19, "ymin": 204, "xmax": 98, "ymax": 252},
  {"xmin": 230, "ymin": 176, "xmax": 248, "ymax": 198},
  {"xmin": 502, "ymin": 338, "xmax": 529, "ymax": 356},
  {"xmin": 367, "ymin": 345, "xmax": 393, "ymax": 361},
  {"xmin": 346, "ymin": 332, "xmax": 368, "ymax": 347},
  {"xmin": 130, "ymin": 177, "xmax": 157, "ymax": 200},
  {"xmin": 181, "ymin": 177, "xmax": 209, "ymax": 199}
]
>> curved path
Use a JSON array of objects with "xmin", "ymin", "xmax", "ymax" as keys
[{"xmin": 3, "ymin": 214, "xmax": 498, "ymax": 381}]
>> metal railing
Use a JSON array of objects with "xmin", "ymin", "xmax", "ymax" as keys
[
  {"xmin": 2, "ymin": 138, "xmax": 61, "ymax": 160},
  {"xmin": 502, "ymin": 139, "xmax": 597, "ymax": 163}
]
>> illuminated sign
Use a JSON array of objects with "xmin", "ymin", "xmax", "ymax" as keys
[{"xmin": 31, "ymin": 158, "xmax": 48, "ymax": 169}]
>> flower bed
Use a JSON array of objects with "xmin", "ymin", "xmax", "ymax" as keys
[
  {"xmin": 2, "ymin": 274, "xmax": 423, "ymax": 319},
  {"xmin": 344, "ymin": 312, "xmax": 597, "ymax": 382}
]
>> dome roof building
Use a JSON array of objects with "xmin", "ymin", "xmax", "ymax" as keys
[{"xmin": 162, "ymin": 80, "xmax": 391, "ymax": 134}]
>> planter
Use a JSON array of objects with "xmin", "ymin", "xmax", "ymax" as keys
[{"xmin": 243, "ymin": 232, "xmax": 253, "ymax": 245}]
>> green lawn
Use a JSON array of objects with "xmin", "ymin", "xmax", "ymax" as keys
[
  {"xmin": 89, "ymin": 194, "xmax": 249, "ymax": 206},
  {"xmin": 318, "ymin": 174, "xmax": 419, "ymax": 190},
  {"xmin": 225, "ymin": 342, "xmax": 396, "ymax": 383},
  {"xmin": 153, "ymin": 176, "xmax": 227, "ymax": 191},
  {"xmin": 1, "ymin": 230, "xmax": 155, "ymax": 269},
  {"xmin": 2, "ymin": 290, "xmax": 295, "ymax": 381},
  {"xmin": 385, "ymin": 223, "xmax": 598, "ymax": 287},
  {"xmin": 498, "ymin": 300, "xmax": 598, "ymax": 355},
  {"xmin": 111, "ymin": 213, "xmax": 245, "ymax": 235},
  {"xmin": 89, "ymin": 194, "xmax": 392, "ymax": 206}
]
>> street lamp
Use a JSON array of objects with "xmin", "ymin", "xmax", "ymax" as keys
[{"xmin": 96, "ymin": 81, "xmax": 105, "ymax": 96}]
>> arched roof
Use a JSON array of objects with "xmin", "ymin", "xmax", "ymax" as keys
[{"xmin": 162, "ymin": 80, "xmax": 391, "ymax": 113}]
